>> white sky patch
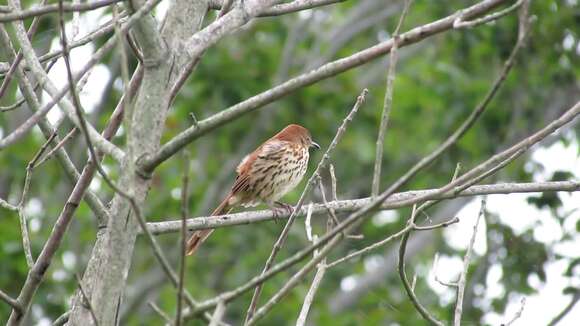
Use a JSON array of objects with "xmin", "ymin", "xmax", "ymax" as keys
[
  {"xmin": 432, "ymin": 135, "xmax": 580, "ymax": 325},
  {"xmin": 155, "ymin": 0, "xmax": 170, "ymax": 22},
  {"xmin": 443, "ymin": 199, "xmax": 487, "ymax": 255},
  {"xmin": 372, "ymin": 210, "xmax": 399, "ymax": 226},
  {"xmin": 562, "ymin": 33, "xmax": 575, "ymax": 51},
  {"xmin": 487, "ymin": 193, "xmax": 552, "ymax": 235},
  {"xmin": 37, "ymin": 318, "xmax": 51, "ymax": 326},
  {"xmin": 428, "ymin": 254, "xmax": 463, "ymax": 305},
  {"xmin": 484, "ymin": 260, "xmax": 580, "ymax": 326},
  {"xmin": 89, "ymin": 177, "xmax": 101, "ymax": 192},
  {"xmin": 62, "ymin": 251, "xmax": 77, "ymax": 270},
  {"xmin": 115, "ymin": 125, "xmax": 125, "ymax": 137},
  {"xmin": 24, "ymin": 198, "xmax": 43, "ymax": 218},
  {"xmin": 530, "ymin": 133, "xmax": 579, "ymax": 180},
  {"xmin": 79, "ymin": 64, "xmax": 112, "ymax": 111},
  {"xmin": 30, "ymin": 218, "xmax": 42, "ymax": 233},
  {"xmin": 171, "ymin": 188, "xmax": 182, "ymax": 200},
  {"xmin": 363, "ymin": 255, "xmax": 385, "ymax": 272},
  {"xmin": 340, "ymin": 275, "xmax": 359, "ymax": 292},
  {"xmin": 52, "ymin": 269, "xmax": 68, "ymax": 282}
]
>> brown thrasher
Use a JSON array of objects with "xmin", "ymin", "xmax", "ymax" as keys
[{"xmin": 186, "ymin": 124, "xmax": 319, "ymax": 256}]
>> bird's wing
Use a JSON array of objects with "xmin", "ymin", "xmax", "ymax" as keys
[{"xmin": 231, "ymin": 140, "xmax": 287, "ymax": 195}]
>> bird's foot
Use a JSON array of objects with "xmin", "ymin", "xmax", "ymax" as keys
[{"xmin": 271, "ymin": 201, "xmax": 295, "ymax": 223}]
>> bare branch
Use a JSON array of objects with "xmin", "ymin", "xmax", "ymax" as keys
[
  {"xmin": 505, "ymin": 297, "xmax": 526, "ymax": 326},
  {"xmin": 244, "ymin": 234, "xmax": 341, "ymax": 325},
  {"xmin": 209, "ymin": 301, "xmax": 226, "ymax": 326},
  {"xmin": 208, "ymin": 0, "xmax": 346, "ymax": 17},
  {"xmin": 147, "ymin": 181, "xmax": 579, "ymax": 235},
  {"xmin": 176, "ymin": 156, "xmax": 190, "ymax": 326},
  {"xmin": 0, "ymin": 12, "xmax": 128, "ymax": 74},
  {"xmin": 413, "ymin": 216, "xmax": 460, "ymax": 231},
  {"xmin": 16, "ymin": 131, "xmax": 57, "ymax": 268},
  {"xmin": 139, "ymin": 0, "xmax": 512, "ymax": 172},
  {"xmin": 6, "ymin": 0, "xmax": 125, "ymax": 162},
  {"xmin": 547, "ymin": 291, "xmax": 580, "ymax": 326},
  {"xmin": 432, "ymin": 253, "xmax": 458, "ymax": 288},
  {"xmin": 0, "ymin": 0, "xmax": 46, "ymax": 99},
  {"xmin": 454, "ymin": 0, "xmax": 524, "ymax": 29},
  {"xmin": 34, "ymin": 128, "xmax": 78, "ymax": 168},
  {"xmin": 295, "ymin": 253, "xmax": 326, "ymax": 326},
  {"xmin": 244, "ymin": 89, "xmax": 367, "ymax": 322},
  {"xmin": 372, "ymin": 0, "xmax": 412, "ymax": 197},
  {"xmin": 398, "ymin": 206, "xmax": 445, "ymax": 326},
  {"xmin": 454, "ymin": 198, "xmax": 486, "ymax": 326},
  {"xmin": 52, "ymin": 311, "xmax": 71, "ymax": 326},
  {"xmin": 0, "ymin": 289, "xmax": 21, "ymax": 313},
  {"xmin": 183, "ymin": 100, "xmax": 580, "ymax": 319},
  {"xmin": 149, "ymin": 302, "xmax": 173, "ymax": 324},
  {"xmin": 75, "ymin": 275, "xmax": 99, "ymax": 326},
  {"xmin": 0, "ymin": 0, "xmax": 124, "ymax": 22}
]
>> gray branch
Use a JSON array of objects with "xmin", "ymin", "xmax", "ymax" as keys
[
  {"xmin": 139, "ymin": 0, "xmax": 512, "ymax": 172},
  {"xmin": 145, "ymin": 181, "xmax": 579, "ymax": 235}
]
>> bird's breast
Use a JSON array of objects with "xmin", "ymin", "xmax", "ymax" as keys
[{"xmin": 246, "ymin": 147, "xmax": 309, "ymax": 203}]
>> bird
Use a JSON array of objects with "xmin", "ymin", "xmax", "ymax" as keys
[{"xmin": 186, "ymin": 124, "xmax": 320, "ymax": 256}]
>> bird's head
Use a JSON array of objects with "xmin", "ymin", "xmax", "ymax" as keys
[{"xmin": 275, "ymin": 124, "xmax": 320, "ymax": 150}]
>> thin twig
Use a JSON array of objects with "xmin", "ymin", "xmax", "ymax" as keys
[
  {"xmin": 372, "ymin": 0, "xmax": 412, "ymax": 197},
  {"xmin": 208, "ymin": 0, "xmax": 347, "ymax": 17},
  {"xmin": 304, "ymin": 203, "xmax": 314, "ymax": 242},
  {"xmin": 52, "ymin": 311, "xmax": 71, "ymax": 326},
  {"xmin": 139, "ymin": 0, "xmax": 513, "ymax": 173},
  {"xmin": 209, "ymin": 301, "xmax": 226, "ymax": 326},
  {"xmin": 413, "ymin": 216, "xmax": 460, "ymax": 230},
  {"xmin": 454, "ymin": 0, "xmax": 524, "ymax": 29},
  {"xmin": 398, "ymin": 206, "xmax": 445, "ymax": 325},
  {"xmin": 451, "ymin": 162, "xmax": 462, "ymax": 181},
  {"xmin": 297, "ymin": 207, "xmax": 333, "ymax": 326},
  {"xmin": 245, "ymin": 233, "xmax": 341, "ymax": 325},
  {"xmin": 317, "ymin": 178, "xmax": 340, "ymax": 228},
  {"xmin": 216, "ymin": 0, "xmax": 233, "ymax": 19},
  {"xmin": 0, "ymin": 0, "xmax": 124, "ymax": 22},
  {"xmin": 327, "ymin": 224, "xmax": 411, "ymax": 268},
  {"xmin": 149, "ymin": 301, "xmax": 173, "ymax": 324},
  {"xmin": 547, "ymin": 291, "xmax": 579, "ymax": 326},
  {"xmin": 243, "ymin": 89, "xmax": 368, "ymax": 323},
  {"xmin": 183, "ymin": 101, "xmax": 580, "ymax": 319},
  {"xmin": 75, "ymin": 275, "xmax": 99, "ymax": 326},
  {"xmin": 329, "ymin": 164, "xmax": 337, "ymax": 201},
  {"xmin": 34, "ymin": 128, "xmax": 78, "ymax": 168},
  {"xmin": 176, "ymin": 155, "xmax": 190, "ymax": 326},
  {"xmin": 432, "ymin": 253, "xmax": 458, "ymax": 287},
  {"xmin": 505, "ymin": 297, "xmax": 526, "ymax": 326},
  {"xmin": 0, "ymin": 0, "xmax": 48, "ymax": 99},
  {"xmin": 454, "ymin": 198, "xmax": 486, "ymax": 326},
  {"xmin": 296, "ymin": 250, "xmax": 327, "ymax": 326},
  {"xmin": 0, "ymin": 12, "xmax": 128, "ymax": 74},
  {"xmin": 394, "ymin": 23, "xmax": 528, "ymax": 323},
  {"xmin": 4, "ymin": 0, "xmax": 164, "ymax": 162},
  {"xmin": 0, "ymin": 289, "xmax": 21, "ymax": 313}
]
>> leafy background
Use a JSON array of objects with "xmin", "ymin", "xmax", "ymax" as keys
[{"xmin": 0, "ymin": 0, "xmax": 579, "ymax": 324}]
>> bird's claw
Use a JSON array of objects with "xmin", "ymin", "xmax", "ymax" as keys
[{"xmin": 272, "ymin": 202, "xmax": 294, "ymax": 223}]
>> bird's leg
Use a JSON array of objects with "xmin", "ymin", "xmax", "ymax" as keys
[
  {"xmin": 274, "ymin": 201, "xmax": 294, "ymax": 212},
  {"xmin": 269, "ymin": 201, "xmax": 295, "ymax": 223}
]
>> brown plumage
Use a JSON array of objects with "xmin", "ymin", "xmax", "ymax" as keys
[{"xmin": 186, "ymin": 124, "xmax": 319, "ymax": 256}]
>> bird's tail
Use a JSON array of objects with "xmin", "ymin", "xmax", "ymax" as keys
[{"xmin": 186, "ymin": 194, "xmax": 232, "ymax": 256}]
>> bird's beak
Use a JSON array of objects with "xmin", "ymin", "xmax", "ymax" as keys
[{"xmin": 310, "ymin": 141, "xmax": 320, "ymax": 150}]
